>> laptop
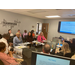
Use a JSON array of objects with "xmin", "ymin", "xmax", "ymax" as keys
[{"xmin": 31, "ymin": 51, "xmax": 75, "ymax": 65}]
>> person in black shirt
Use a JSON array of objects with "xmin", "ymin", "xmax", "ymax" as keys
[
  {"xmin": 27, "ymin": 32, "xmax": 34, "ymax": 43},
  {"xmin": 64, "ymin": 38, "xmax": 75, "ymax": 53},
  {"xmin": 55, "ymin": 42, "xmax": 71, "ymax": 58}
]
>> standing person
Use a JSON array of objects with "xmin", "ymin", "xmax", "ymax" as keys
[
  {"xmin": 37, "ymin": 32, "xmax": 46, "ymax": 43},
  {"xmin": 17, "ymin": 29, "xmax": 21, "ymax": 37},
  {"xmin": 23, "ymin": 30, "xmax": 27, "ymax": 38},
  {"xmin": 13, "ymin": 32, "xmax": 23, "ymax": 46}
]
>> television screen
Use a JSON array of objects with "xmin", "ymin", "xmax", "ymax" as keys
[{"xmin": 58, "ymin": 21, "xmax": 75, "ymax": 34}]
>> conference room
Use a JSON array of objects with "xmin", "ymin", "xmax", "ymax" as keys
[{"xmin": 0, "ymin": 9, "xmax": 75, "ymax": 65}]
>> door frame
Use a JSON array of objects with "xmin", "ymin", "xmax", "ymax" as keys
[{"xmin": 42, "ymin": 23, "xmax": 49, "ymax": 39}]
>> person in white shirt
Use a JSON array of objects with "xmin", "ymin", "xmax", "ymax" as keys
[
  {"xmin": 0, "ymin": 34, "xmax": 10, "ymax": 54},
  {"xmin": 41, "ymin": 44, "xmax": 51, "ymax": 54}
]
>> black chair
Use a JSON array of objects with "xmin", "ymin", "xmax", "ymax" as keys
[
  {"xmin": 65, "ymin": 52, "xmax": 75, "ymax": 58},
  {"xmin": 0, "ymin": 60, "xmax": 4, "ymax": 65},
  {"xmin": 23, "ymin": 35, "xmax": 27, "ymax": 42}
]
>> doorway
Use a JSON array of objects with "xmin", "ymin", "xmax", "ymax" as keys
[
  {"xmin": 36, "ymin": 23, "xmax": 42, "ymax": 35},
  {"xmin": 42, "ymin": 23, "xmax": 49, "ymax": 39},
  {"xmin": 36, "ymin": 23, "xmax": 49, "ymax": 39}
]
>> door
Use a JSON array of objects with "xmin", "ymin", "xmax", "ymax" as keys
[{"xmin": 42, "ymin": 23, "xmax": 49, "ymax": 39}]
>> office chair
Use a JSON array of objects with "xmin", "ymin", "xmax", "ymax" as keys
[{"xmin": 24, "ymin": 35, "xmax": 27, "ymax": 42}]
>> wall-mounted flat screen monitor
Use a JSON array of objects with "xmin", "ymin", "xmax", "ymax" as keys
[{"xmin": 58, "ymin": 21, "xmax": 75, "ymax": 34}]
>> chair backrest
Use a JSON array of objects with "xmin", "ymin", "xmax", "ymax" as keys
[
  {"xmin": 0, "ymin": 60, "xmax": 4, "ymax": 65},
  {"xmin": 52, "ymin": 37, "xmax": 59, "ymax": 43},
  {"xmin": 51, "ymin": 42, "xmax": 57, "ymax": 49}
]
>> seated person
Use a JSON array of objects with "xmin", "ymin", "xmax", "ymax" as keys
[
  {"xmin": 23, "ymin": 30, "xmax": 27, "ymax": 38},
  {"xmin": 42, "ymin": 44, "xmax": 50, "ymax": 54},
  {"xmin": 0, "ymin": 42, "xmax": 19, "ymax": 65},
  {"xmin": 37, "ymin": 32, "xmax": 46, "ymax": 43},
  {"xmin": 7, "ymin": 29, "xmax": 14, "ymax": 43},
  {"xmin": 55, "ymin": 42, "xmax": 71, "ymax": 57},
  {"xmin": 63, "ymin": 38, "xmax": 75, "ymax": 53},
  {"xmin": 27, "ymin": 32, "xmax": 34, "ymax": 43},
  {"xmin": 0, "ymin": 34, "xmax": 12, "ymax": 54},
  {"xmin": 31, "ymin": 30, "xmax": 35, "ymax": 38},
  {"xmin": 13, "ymin": 32, "xmax": 23, "ymax": 46},
  {"xmin": 8, "ymin": 29, "xmax": 14, "ymax": 37}
]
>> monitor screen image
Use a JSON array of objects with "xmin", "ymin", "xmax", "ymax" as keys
[
  {"xmin": 36, "ymin": 54, "xmax": 70, "ymax": 65},
  {"xmin": 31, "ymin": 51, "xmax": 75, "ymax": 65},
  {"xmin": 58, "ymin": 21, "xmax": 75, "ymax": 34}
]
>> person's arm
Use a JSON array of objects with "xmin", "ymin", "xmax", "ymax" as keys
[
  {"xmin": 43, "ymin": 36, "xmax": 46, "ymax": 40},
  {"xmin": 20, "ymin": 37, "xmax": 23, "ymax": 43},
  {"xmin": 13, "ymin": 37, "xmax": 18, "ymax": 46}
]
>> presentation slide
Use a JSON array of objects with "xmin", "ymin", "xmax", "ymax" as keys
[
  {"xmin": 60, "ymin": 21, "xmax": 75, "ymax": 34},
  {"xmin": 36, "ymin": 54, "xmax": 70, "ymax": 65}
]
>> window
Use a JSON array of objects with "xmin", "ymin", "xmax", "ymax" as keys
[{"xmin": 36, "ymin": 23, "xmax": 42, "ymax": 34}]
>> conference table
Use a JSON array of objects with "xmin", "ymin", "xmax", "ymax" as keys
[{"xmin": 13, "ymin": 41, "xmax": 46, "ymax": 59}]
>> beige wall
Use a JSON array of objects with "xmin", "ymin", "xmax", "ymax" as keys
[
  {"xmin": 44, "ymin": 18, "xmax": 75, "ymax": 41},
  {"xmin": 0, "ymin": 10, "xmax": 44, "ymax": 35}
]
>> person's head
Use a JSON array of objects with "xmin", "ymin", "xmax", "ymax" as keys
[
  {"xmin": 18, "ymin": 29, "xmax": 20, "ymax": 33},
  {"xmin": 3, "ymin": 34, "xmax": 10, "ymax": 40},
  {"xmin": 28, "ymin": 32, "xmax": 31, "ymax": 36},
  {"xmin": 61, "ymin": 42, "xmax": 71, "ymax": 55},
  {"xmin": 31, "ymin": 30, "xmax": 34, "ymax": 33},
  {"xmin": 24, "ymin": 30, "xmax": 27, "ymax": 33},
  {"xmin": 43, "ymin": 44, "xmax": 50, "ymax": 54},
  {"xmin": 16, "ymin": 32, "xmax": 20, "ymax": 38},
  {"xmin": 8, "ymin": 29, "xmax": 11, "ymax": 34},
  {"xmin": 40, "ymin": 32, "xmax": 44, "ymax": 36},
  {"xmin": 0, "ymin": 42, "xmax": 6, "ymax": 53}
]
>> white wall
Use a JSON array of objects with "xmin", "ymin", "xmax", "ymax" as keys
[
  {"xmin": 0, "ymin": 10, "xmax": 44, "ymax": 35},
  {"xmin": 44, "ymin": 18, "xmax": 75, "ymax": 41}
]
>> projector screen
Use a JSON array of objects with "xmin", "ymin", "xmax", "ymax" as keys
[{"xmin": 58, "ymin": 21, "xmax": 75, "ymax": 34}]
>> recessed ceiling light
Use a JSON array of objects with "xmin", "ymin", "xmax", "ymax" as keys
[{"xmin": 45, "ymin": 15, "xmax": 60, "ymax": 18}]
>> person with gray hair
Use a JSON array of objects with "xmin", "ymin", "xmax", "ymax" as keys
[
  {"xmin": 13, "ymin": 32, "xmax": 23, "ymax": 46},
  {"xmin": 42, "ymin": 44, "xmax": 51, "ymax": 54}
]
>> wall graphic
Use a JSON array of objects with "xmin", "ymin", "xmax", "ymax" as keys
[{"xmin": 0, "ymin": 19, "xmax": 21, "ymax": 29}]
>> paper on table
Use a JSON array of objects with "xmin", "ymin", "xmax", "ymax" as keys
[
  {"xmin": 14, "ymin": 46, "xmax": 27, "ymax": 49},
  {"xmin": 24, "ymin": 42, "xmax": 30, "ymax": 45}
]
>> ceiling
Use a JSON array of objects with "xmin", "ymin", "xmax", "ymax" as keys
[{"xmin": 1, "ymin": 9, "xmax": 75, "ymax": 19}]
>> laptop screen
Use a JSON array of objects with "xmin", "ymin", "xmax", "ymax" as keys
[
  {"xmin": 36, "ymin": 54, "xmax": 70, "ymax": 65},
  {"xmin": 31, "ymin": 51, "xmax": 75, "ymax": 65}
]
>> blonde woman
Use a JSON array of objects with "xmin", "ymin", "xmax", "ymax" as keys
[
  {"xmin": 37, "ymin": 32, "xmax": 46, "ymax": 43},
  {"xmin": 55, "ymin": 42, "xmax": 71, "ymax": 57}
]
